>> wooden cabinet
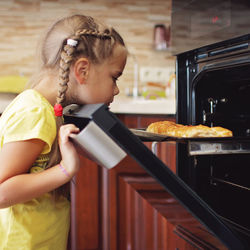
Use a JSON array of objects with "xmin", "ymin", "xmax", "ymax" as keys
[{"xmin": 70, "ymin": 114, "xmax": 199, "ymax": 250}]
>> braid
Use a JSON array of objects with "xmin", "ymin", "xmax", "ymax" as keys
[
  {"xmin": 57, "ymin": 44, "xmax": 77, "ymax": 105},
  {"xmin": 56, "ymin": 28, "xmax": 113, "ymax": 108},
  {"xmin": 75, "ymin": 29, "xmax": 112, "ymax": 39}
]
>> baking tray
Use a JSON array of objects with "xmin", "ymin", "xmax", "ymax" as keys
[
  {"xmin": 130, "ymin": 128, "xmax": 250, "ymax": 142},
  {"xmin": 130, "ymin": 129, "xmax": 250, "ymax": 155},
  {"xmin": 129, "ymin": 128, "xmax": 170, "ymax": 141}
]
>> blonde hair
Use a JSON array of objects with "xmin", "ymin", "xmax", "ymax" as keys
[{"xmin": 29, "ymin": 14, "xmax": 126, "ymax": 197}]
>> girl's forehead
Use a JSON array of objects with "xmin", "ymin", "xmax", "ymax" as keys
[{"xmin": 109, "ymin": 45, "xmax": 127, "ymax": 64}]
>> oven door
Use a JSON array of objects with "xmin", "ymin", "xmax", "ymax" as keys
[{"xmin": 64, "ymin": 103, "xmax": 247, "ymax": 249}]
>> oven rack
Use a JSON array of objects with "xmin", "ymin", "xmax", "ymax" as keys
[
  {"xmin": 210, "ymin": 177, "xmax": 250, "ymax": 192},
  {"xmin": 130, "ymin": 129, "xmax": 250, "ymax": 156},
  {"xmin": 188, "ymin": 140, "xmax": 250, "ymax": 156}
]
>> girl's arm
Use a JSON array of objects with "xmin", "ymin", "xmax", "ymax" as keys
[{"xmin": 0, "ymin": 124, "xmax": 80, "ymax": 208}]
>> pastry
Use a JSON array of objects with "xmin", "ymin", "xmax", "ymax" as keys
[{"xmin": 146, "ymin": 121, "xmax": 233, "ymax": 138}]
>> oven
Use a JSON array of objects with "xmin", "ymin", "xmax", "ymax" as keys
[
  {"xmin": 175, "ymin": 34, "xmax": 250, "ymax": 246},
  {"xmin": 65, "ymin": 101, "xmax": 248, "ymax": 249}
]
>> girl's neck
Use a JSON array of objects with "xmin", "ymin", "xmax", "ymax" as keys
[{"xmin": 33, "ymin": 75, "xmax": 58, "ymax": 106}]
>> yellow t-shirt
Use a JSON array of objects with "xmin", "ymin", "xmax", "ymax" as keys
[{"xmin": 0, "ymin": 89, "xmax": 70, "ymax": 250}]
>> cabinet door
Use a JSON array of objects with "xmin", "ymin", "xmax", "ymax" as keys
[
  {"xmin": 116, "ymin": 114, "xmax": 176, "ymax": 171},
  {"xmin": 70, "ymin": 157, "xmax": 101, "ymax": 250},
  {"xmin": 70, "ymin": 114, "xmax": 199, "ymax": 250}
]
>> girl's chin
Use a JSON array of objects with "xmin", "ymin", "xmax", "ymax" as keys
[{"xmin": 106, "ymin": 100, "xmax": 113, "ymax": 106}]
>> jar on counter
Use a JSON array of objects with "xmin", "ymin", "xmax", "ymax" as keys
[{"xmin": 153, "ymin": 24, "xmax": 170, "ymax": 51}]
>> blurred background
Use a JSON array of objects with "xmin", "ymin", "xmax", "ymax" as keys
[{"xmin": 0, "ymin": 0, "xmax": 175, "ymax": 97}]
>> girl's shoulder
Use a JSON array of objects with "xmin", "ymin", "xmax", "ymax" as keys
[
  {"xmin": 15, "ymin": 89, "xmax": 53, "ymax": 109},
  {"xmin": 0, "ymin": 89, "xmax": 56, "ymax": 132},
  {"xmin": 4, "ymin": 89, "xmax": 54, "ymax": 116},
  {"xmin": 0, "ymin": 89, "xmax": 57, "ymax": 153}
]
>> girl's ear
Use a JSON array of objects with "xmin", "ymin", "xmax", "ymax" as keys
[{"xmin": 73, "ymin": 58, "xmax": 90, "ymax": 84}]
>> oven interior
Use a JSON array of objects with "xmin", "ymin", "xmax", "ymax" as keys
[
  {"xmin": 176, "ymin": 36, "xmax": 250, "ymax": 244},
  {"xmin": 194, "ymin": 63, "xmax": 250, "ymax": 136}
]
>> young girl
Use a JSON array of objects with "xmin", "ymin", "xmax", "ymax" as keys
[{"xmin": 0, "ymin": 14, "xmax": 127, "ymax": 249}]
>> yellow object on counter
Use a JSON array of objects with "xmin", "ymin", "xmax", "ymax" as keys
[
  {"xmin": 142, "ymin": 90, "xmax": 166, "ymax": 100},
  {"xmin": 0, "ymin": 75, "xmax": 28, "ymax": 93}
]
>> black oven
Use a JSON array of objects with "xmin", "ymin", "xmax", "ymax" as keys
[
  {"xmin": 176, "ymin": 34, "xmax": 250, "ymax": 246},
  {"xmin": 65, "ymin": 102, "xmax": 248, "ymax": 249}
]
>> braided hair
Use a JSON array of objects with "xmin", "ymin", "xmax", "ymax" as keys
[{"xmin": 30, "ymin": 14, "xmax": 126, "ymax": 197}]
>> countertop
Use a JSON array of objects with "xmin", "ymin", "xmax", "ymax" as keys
[
  {"xmin": 109, "ymin": 96, "xmax": 176, "ymax": 115},
  {"xmin": 0, "ymin": 94, "xmax": 176, "ymax": 115}
]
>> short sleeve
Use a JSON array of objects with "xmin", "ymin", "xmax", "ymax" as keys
[{"xmin": 3, "ymin": 105, "xmax": 56, "ymax": 154}]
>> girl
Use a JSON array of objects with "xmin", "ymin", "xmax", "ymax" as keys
[{"xmin": 0, "ymin": 14, "xmax": 127, "ymax": 249}]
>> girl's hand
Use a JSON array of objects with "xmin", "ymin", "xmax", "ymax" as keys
[{"xmin": 58, "ymin": 124, "xmax": 80, "ymax": 177}]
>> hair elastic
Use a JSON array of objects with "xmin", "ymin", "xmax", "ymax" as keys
[
  {"xmin": 54, "ymin": 103, "xmax": 63, "ymax": 117},
  {"xmin": 67, "ymin": 39, "xmax": 78, "ymax": 47}
]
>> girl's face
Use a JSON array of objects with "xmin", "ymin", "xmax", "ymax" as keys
[{"xmin": 75, "ymin": 44, "xmax": 127, "ymax": 106}]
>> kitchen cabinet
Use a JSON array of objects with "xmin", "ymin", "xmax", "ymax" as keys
[{"xmin": 70, "ymin": 114, "xmax": 199, "ymax": 250}]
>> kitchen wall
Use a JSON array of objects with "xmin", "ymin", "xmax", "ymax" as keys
[{"xmin": 0, "ymin": 0, "xmax": 175, "ymax": 95}]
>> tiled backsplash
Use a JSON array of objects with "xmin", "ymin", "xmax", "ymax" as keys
[{"xmin": 0, "ymin": 0, "xmax": 175, "ymax": 95}]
